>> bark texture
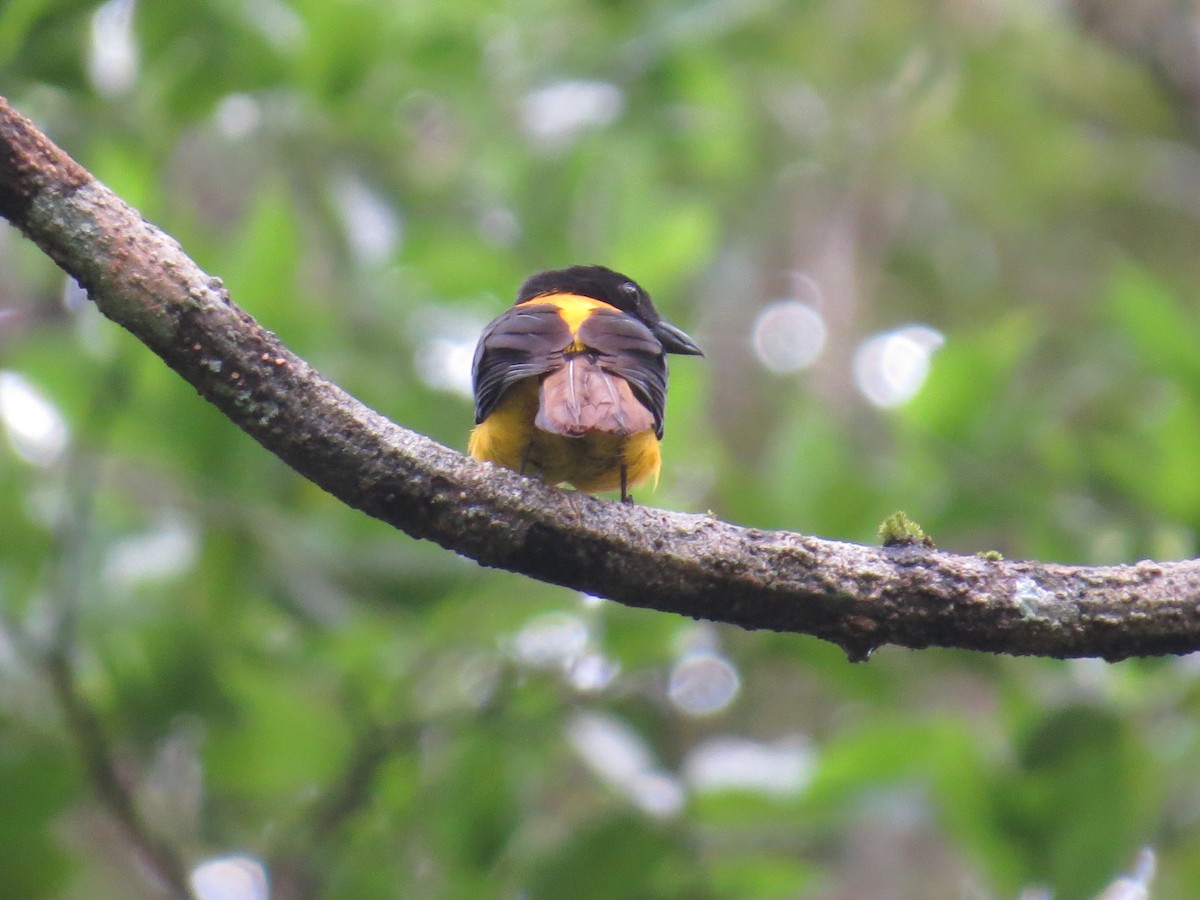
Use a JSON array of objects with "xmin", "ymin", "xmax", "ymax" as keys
[{"xmin": 4, "ymin": 95, "xmax": 1200, "ymax": 661}]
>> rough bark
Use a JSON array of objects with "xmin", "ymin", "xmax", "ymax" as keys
[{"xmin": 3, "ymin": 95, "xmax": 1199, "ymax": 661}]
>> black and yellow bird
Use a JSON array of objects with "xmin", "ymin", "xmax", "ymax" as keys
[{"xmin": 469, "ymin": 265, "xmax": 703, "ymax": 501}]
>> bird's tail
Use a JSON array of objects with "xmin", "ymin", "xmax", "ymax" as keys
[{"xmin": 536, "ymin": 356, "xmax": 654, "ymax": 436}]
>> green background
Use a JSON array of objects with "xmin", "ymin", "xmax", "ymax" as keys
[{"xmin": 2, "ymin": 1, "xmax": 1198, "ymax": 897}]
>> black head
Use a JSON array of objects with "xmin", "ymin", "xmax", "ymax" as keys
[{"xmin": 517, "ymin": 264, "xmax": 703, "ymax": 356}]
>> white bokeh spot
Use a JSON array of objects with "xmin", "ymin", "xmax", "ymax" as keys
[
  {"xmin": 853, "ymin": 325, "xmax": 945, "ymax": 408},
  {"xmin": 752, "ymin": 300, "xmax": 828, "ymax": 373},
  {"xmin": 520, "ymin": 81, "xmax": 624, "ymax": 151},
  {"xmin": 0, "ymin": 371, "xmax": 69, "ymax": 466},
  {"xmin": 190, "ymin": 855, "xmax": 269, "ymax": 900}
]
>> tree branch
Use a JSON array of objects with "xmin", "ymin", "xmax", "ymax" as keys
[
  {"xmin": 45, "ymin": 647, "xmax": 193, "ymax": 900},
  {"xmin": 33, "ymin": 356, "xmax": 193, "ymax": 899},
  {"xmin": 1068, "ymin": 0, "xmax": 1200, "ymax": 143},
  {"xmin": 3, "ymin": 94, "xmax": 1199, "ymax": 662}
]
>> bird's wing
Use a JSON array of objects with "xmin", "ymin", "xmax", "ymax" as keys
[
  {"xmin": 472, "ymin": 303, "xmax": 571, "ymax": 423},
  {"xmin": 577, "ymin": 308, "xmax": 670, "ymax": 438}
]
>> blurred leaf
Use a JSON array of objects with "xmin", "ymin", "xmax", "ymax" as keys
[
  {"xmin": 0, "ymin": 0, "xmax": 59, "ymax": 68},
  {"xmin": 903, "ymin": 310, "xmax": 1038, "ymax": 446},
  {"xmin": 523, "ymin": 814, "xmax": 709, "ymax": 900},
  {"xmin": 205, "ymin": 655, "xmax": 348, "ymax": 800},
  {"xmin": 1106, "ymin": 261, "xmax": 1200, "ymax": 388},
  {"xmin": 706, "ymin": 854, "xmax": 819, "ymax": 898},
  {"xmin": 0, "ymin": 735, "xmax": 76, "ymax": 898},
  {"xmin": 804, "ymin": 716, "xmax": 978, "ymax": 813},
  {"xmin": 992, "ymin": 705, "xmax": 1159, "ymax": 899}
]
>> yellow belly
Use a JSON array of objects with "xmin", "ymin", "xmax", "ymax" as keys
[{"xmin": 469, "ymin": 379, "xmax": 661, "ymax": 492}]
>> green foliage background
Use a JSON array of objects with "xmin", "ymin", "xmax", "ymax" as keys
[{"xmin": 3, "ymin": 1, "xmax": 1200, "ymax": 897}]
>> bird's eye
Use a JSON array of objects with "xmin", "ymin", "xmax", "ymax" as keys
[{"xmin": 620, "ymin": 282, "xmax": 639, "ymax": 297}]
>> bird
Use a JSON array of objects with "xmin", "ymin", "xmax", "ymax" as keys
[{"xmin": 468, "ymin": 265, "xmax": 703, "ymax": 502}]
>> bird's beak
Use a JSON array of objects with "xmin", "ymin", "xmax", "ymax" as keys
[{"xmin": 653, "ymin": 319, "xmax": 704, "ymax": 356}]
